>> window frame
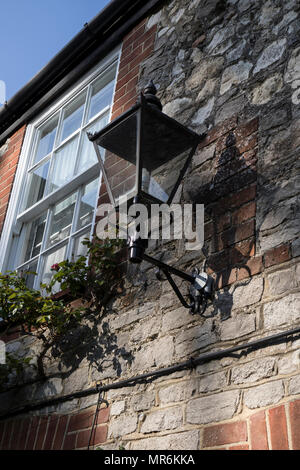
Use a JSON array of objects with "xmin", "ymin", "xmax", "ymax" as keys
[{"xmin": 0, "ymin": 46, "xmax": 121, "ymax": 284}]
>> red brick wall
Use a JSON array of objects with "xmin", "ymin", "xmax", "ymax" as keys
[
  {"xmin": 199, "ymin": 115, "xmax": 258, "ymax": 288},
  {"xmin": 0, "ymin": 406, "xmax": 109, "ymax": 450},
  {"xmin": 195, "ymin": 115, "xmax": 293, "ymax": 289},
  {"xmin": 202, "ymin": 399, "xmax": 300, "ymax": 450},
  {"xmin": 111, "ymin": 18, "xmax": 157, "ymax": 120},
  {"xmin": 0, "ymin": 400, "xmax": 299, "ymax": 450},
  {"xmin": 0, "ymin": 125, "xmax": 26, "ymax": 235}
]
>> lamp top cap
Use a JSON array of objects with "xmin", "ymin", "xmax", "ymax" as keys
[
  {"xmin": 141, "ymin": 80, "xmax": 162, "ymax": 111},
  {"xmin": 143, "ymin": 80, "xmax": 157, "ymax": 95}
]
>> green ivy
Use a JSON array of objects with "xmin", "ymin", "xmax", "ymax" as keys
[
  {"xmin": 0, "ymin": 237, "xmax": 124, "ymax": 385},
  {"xmin": 45, "ymin": 237, "xmax": 123, "ymax": 310},
  {"xmin": 0, "ymin": 270, "xmax": 80, "ymax": 335}
]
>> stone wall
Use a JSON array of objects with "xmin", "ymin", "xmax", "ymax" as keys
[{"xmin": 0, "ymin": 0, "xmax": 300, "ymax": 450}]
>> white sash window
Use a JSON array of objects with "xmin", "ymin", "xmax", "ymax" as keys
[{"xmin": 0, "ymin": 49, "xmax": 120, "ymax": 290}]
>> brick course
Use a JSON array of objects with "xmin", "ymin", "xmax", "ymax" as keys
[
  {"xmin": 264, "ymin": 244, "xmax": 291, "ymax": 268},
  {"xmin": 203, "ymin": 421, "xmax": 247, "ymax": 447},
  {"xmin": 0, "ymin": 406, "xmax": 109, "ymax": 450},
  {"xmin": 197, "ymin": 116, "xmax": 260, "ymax": 286},
  {"xmin": 0, "ymin": 125, "xmax": 26, "ymax": 235},
  {"xmin": 268, "ymin": 405, "xmax": 289, "ymax": 450},
  {"xmin": 289, "ymin": 400, "xmax": 300, "ymax": 450},
  {"xmin": 2, "ymin": 400, "xmax": 300, "ymax": 450},
  {"xmin": 250, "ymin": 410, "xmax": 268, "ymax": 450},
  {"xmin": 111, "ymin": 21, "xmax": 157, "ymax": 120},
  {"xmin": 200, "ymin": 399, "xmax": 300, "ymax": 450}
]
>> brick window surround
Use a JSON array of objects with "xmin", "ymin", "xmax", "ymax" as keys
[{"xmin": 0, "ymin": 125, "xmax": 26, "ymax": 235}]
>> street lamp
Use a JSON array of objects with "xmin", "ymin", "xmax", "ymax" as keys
[{"xmin": 88, "ymin": 81, "xmax": 214, "ymax": 315}]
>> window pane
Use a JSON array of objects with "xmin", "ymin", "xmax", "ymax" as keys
[
  {"xmin": 26, "ymin": 160, "xmax": 50, "ymax": 208},
  {"xmin": 48, "ymin": 136, "xmax": 79, "ymax": 193},
  {"xmin": 24, "ymin": 212, "xmax": 47, "ymax": 262},
  {"xmin": 77, "ymin": 113, "xmax": 109, "ymax": 173},
  {"xmin": 40, "ymin": 244, "xmax": 67, "ymax": 287},
  {"xmin": 9, "ymin": 62, "xmax": 117, "ymax": 294},
  {"xmin": 72, "ymin": 232, "xmax": 89, "ymax": 260},
  {"xmin": 77, "ymin": 179, "xmax": 98, "ymax": 230},
  {"xmin": 46, "ymin": 193, "xmax": 77, "ymax": 248},
  {"xmin": 88, "ymin": 67, "xmax": 115, "ymax": 121},
  {"xmin": 60, "ymin": 92, "xmax": 86, "ymax": 143},
  {"xmin": 21, "ymin": 260, "xmax": 38, "ymax": 289},
  {"xmin": 34, "ymin": 115, "xmax": 58, "ymax": 164}
]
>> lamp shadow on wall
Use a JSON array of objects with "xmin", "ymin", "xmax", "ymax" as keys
[
  {"xmin": 184, "ymin": 129, "xmax": 260, "ymax": 322},
  {"xmin": 44, "ymin": 125, "xmax": 292, "ymax": 379}
]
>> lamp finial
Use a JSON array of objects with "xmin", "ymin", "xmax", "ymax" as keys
[{"xmin": 142, "ymin": 80, "xmax": 162, "ymax": 110}]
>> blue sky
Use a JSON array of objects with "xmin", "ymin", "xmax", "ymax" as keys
[{"xmin": 0, "ymin": 0, "xmax": 111, "ymax": 101}]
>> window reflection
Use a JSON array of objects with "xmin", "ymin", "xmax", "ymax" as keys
[
  {"xmin": 77, "ymin": 179, "xmax": 98, "ymax": 230},
  {"xmin": 73, "ymin": 232, "xmax": 89, "ymax": 260},
  {"xmin": 41, "ymin": 245, "xmax": 67, "ymax": 288},
  {"xmin": 77, "ymin": 114, "xmax": 108, "ymax": 174},
  {"xmin": 88, "ymin": 70, "xmax": 115, "ymax": 122},
  {"xmin": 49, "ymin": 136, "xmax": 79, "ymax": 193},
  {"xmin": 47, "ymin": 193, "xmax": 77, "ymax": 248},
  {"xmin": 60, "ymin": 92, "xmax": 86, "ymax": 143},
  {"xmin": 24, "ymin": 213, "xmax": 46, "ymax": 262},
  {"xmin": 22, "ymin": 261, "xmax": 38, "ymax": 290},
  {"xmin": 26, "ymin": 161, "xmax": 50, "ymax": 208},
  {"xmin": 34, "ymin": 115, "xmax": 58, "ymax": 164}
]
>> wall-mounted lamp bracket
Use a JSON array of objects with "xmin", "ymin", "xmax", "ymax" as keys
[
  {"xmin": 129, "ymin": 236, "xmax": 214, "ymax": 315},
  {"xmin": 88, "ymin": 81, "xmax": 215, "ymax": 316}
]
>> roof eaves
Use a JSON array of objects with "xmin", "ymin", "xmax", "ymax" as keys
[{"xmin": 0, "ymin": 0, "xmax": 165, "ymax": 145}]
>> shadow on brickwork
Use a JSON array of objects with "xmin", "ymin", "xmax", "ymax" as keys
[
  {"xmin": 184, "ymin": 129, "xmax": 258, "ymax": 321},
  {"xmin": 183, "ymin": 111, "xmax": 300, "ymax": 321}
]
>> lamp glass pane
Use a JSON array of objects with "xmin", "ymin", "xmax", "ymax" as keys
[
  {"xmin": 141, "ymin": 147, "xmax": 192, "ymax": 203},
  {"xmin": 98, "ymin": 151, "xmax": 136, "ymax": 208},
  {"xmin": 96, "ymin": 111, "xmax": 139, "ymax": 207},
  {"xmin": 92, "ymin": 103, "xmax": 198, "ymax": 206}
]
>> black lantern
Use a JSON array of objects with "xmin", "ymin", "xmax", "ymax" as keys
[{"xmin": 88, "ymin": 82, "xmax": 214, "ymax": 315}]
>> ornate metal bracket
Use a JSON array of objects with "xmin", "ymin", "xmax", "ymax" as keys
[{"xmin": 129, "ymin": 236, "xmax": 214, "ymax": 315}]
